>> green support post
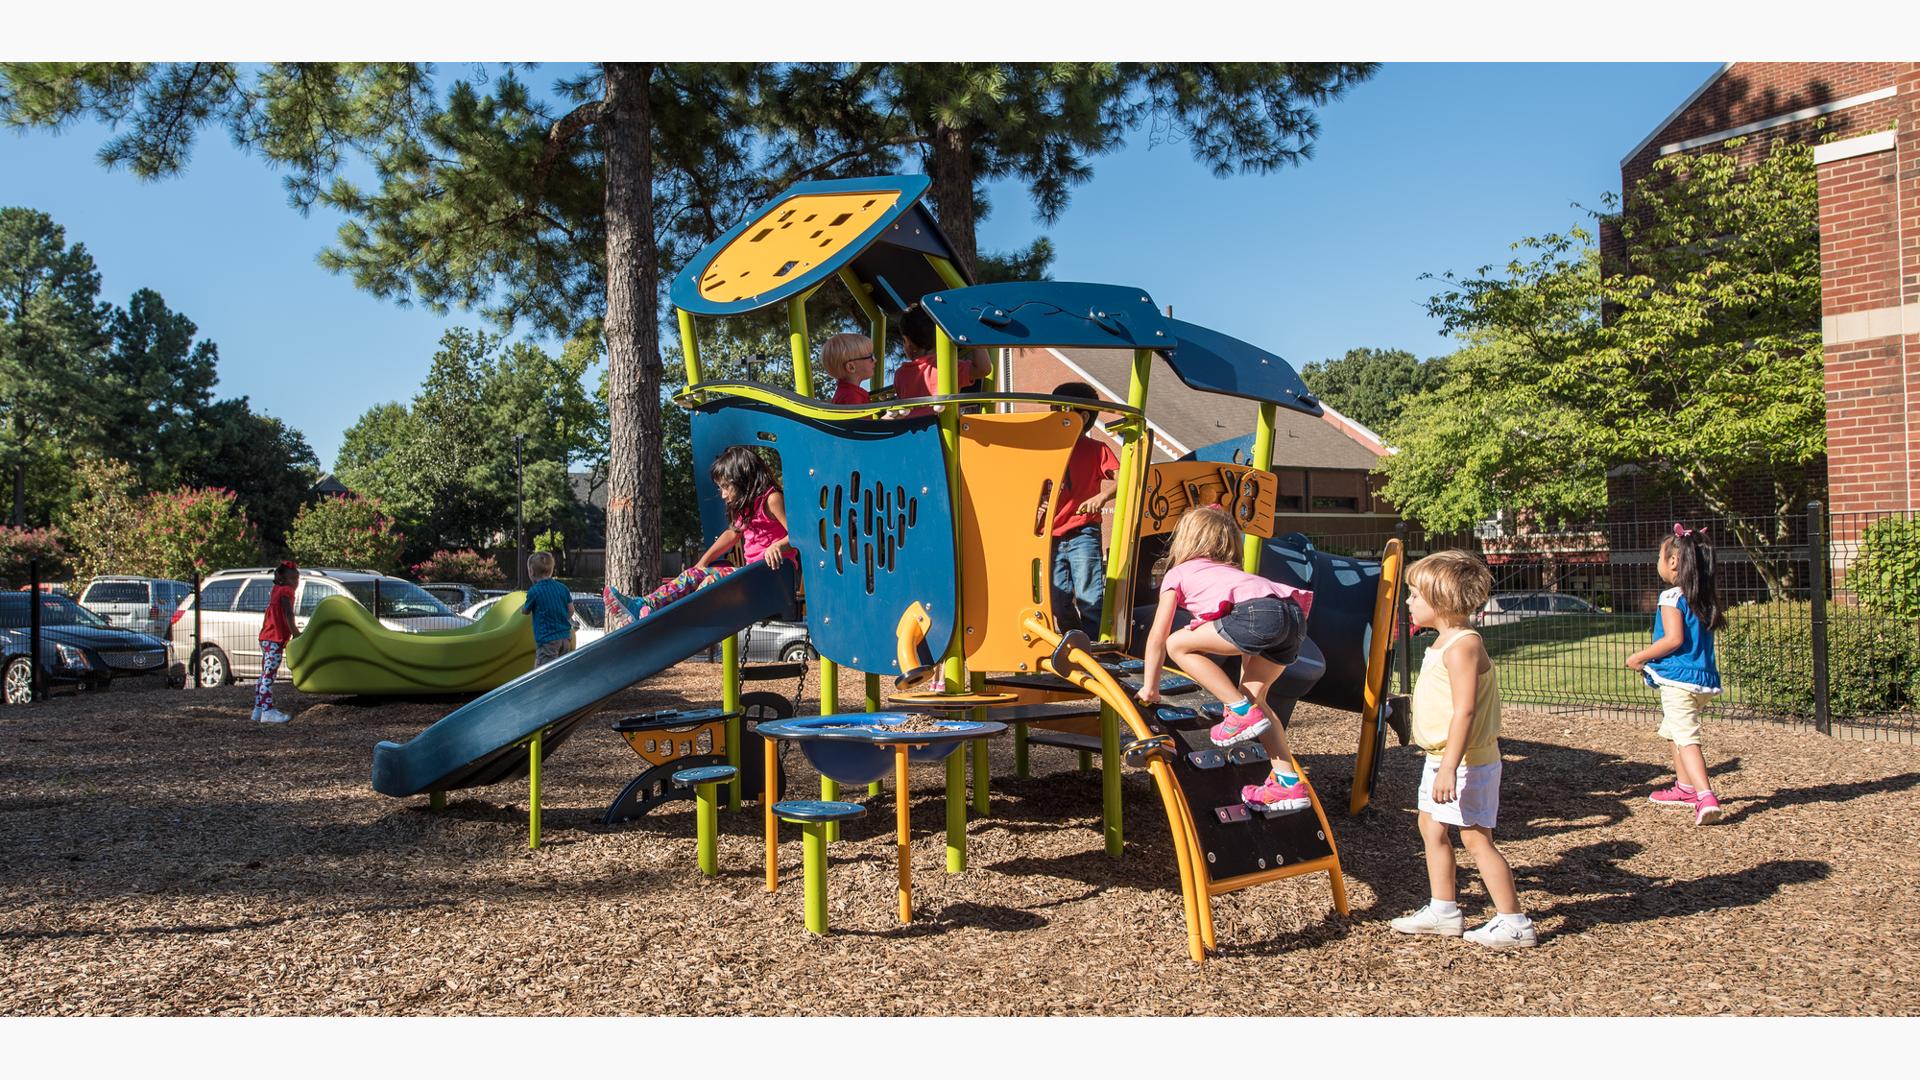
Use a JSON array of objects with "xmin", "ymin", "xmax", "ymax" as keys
[
  {"xmin": 1014, "ymin": 722, "xmax": 1029, "ymax": 778},
  {"xmin": 935, "ymin": 328, "xmax": 967, "ymax": 696},
  {"xmin": 429, "ymin": 790, "xmax": 444, "ymax": 811},
  {"xmin": 677, "ymin": 308, "xmax": 703, "ymax": 389},
  {"xmin": 1078, "ymin": 749, "xmax": 1093, "ymax": 772},
  {"xmin": 802, "ymin": 823, "xmax": 829, "ymax": 934},
  {"xmin": 528, "ymin": 730, "xmax": 543, "ymax": 850},
  {"xmin": 723, "ymin": 634, "xmax": 742, "ymax": 811},
  {"xmin": 945, "ymin": 747, "xmax": 967, "ymax": 873},
  {"xmin": 695, "ymin": 780, "xmax": 720, "ymax": 877},
  {"xmin": 820, "ymin": 656, "xmax": 841, "ymax": 839}
]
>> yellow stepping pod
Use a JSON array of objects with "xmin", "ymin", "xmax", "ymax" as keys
[
  {"xmin": 287, "ymin": 592, "xmax": 535, "ymax": 695},
  {"xmin": 696, "ymin": 192, "xmax": 900, "ymax": 305},
  {"xmin": 954, "ymin": 411, "xmax": 1082, "ymax": 673}
]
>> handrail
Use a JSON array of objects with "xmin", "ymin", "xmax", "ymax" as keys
[{"xmin": 673, "ymin": 380, "xmax": 1147, "ymax": 425}]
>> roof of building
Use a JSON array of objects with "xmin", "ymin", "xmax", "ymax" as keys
[
  {"xmin": 312, "ymin": 473, "xmax": 352, "ymax": 496},
  {"xmin": 1043, "ymin": 347, "xmax": 1384, "ymax": 471}
]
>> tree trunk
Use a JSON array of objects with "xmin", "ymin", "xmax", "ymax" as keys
[
  {"xmin": 602, "ymin": 63, "xmax": 663, "ymax": 594},
  {"xmin": 927, "ymin": 123, "xmax": 977, "ymax": 278}
]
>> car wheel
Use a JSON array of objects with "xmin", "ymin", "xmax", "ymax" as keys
[
  {"xmin": 3, "ymin": 657, "xmax": 34, "ymax": 705},
  {"xmin": 780, "ymin": 642, "xmax": 814, "ymax": 664},
  {"xmin": 196, "ymin": 646, "xmax": 231, "ymax": 688}
]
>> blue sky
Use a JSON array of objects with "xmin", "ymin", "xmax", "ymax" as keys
[{"xmin": 0, "ymin": 62, "xmax": 1721, "ymax": 466}]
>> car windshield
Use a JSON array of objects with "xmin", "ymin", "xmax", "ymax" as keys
[
  {"xmin": 573, "ymin": 597, "xmax": 606, "ymax": 629},
  {"xmin": 341, "ymin": 580, "xmax": 457, "ymax": 618},
  {"xmin": 1, "ymin": 593, "xmax": 111, "ymax": 629}
]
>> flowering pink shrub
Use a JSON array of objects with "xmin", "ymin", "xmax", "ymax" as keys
[
  {"xmin": 0, "ymin": 526, "xmax": 71, "ymax": 587},
  {"xmin": 413, "ymin": 549, "xmax": 507, "ymax": 587},
  {"xmin": 133, "ymin": 488, "xmax": 262, "ymax": 579}
]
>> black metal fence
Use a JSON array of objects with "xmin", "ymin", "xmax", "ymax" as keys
[{"xmin": 1294, "ymin": 504, "xmax": 1920, "ymax": 738}]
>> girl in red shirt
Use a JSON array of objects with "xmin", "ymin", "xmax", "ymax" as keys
[{"xmin": 254, "ymin": 561, "xmax": 298, "ymax": 724}]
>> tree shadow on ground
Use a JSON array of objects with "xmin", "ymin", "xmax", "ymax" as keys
[
  {"xmin": 0, "ymin": 898, "xmax": 459, "ymax": 944},
  {"xmin": 1524, "ymin": 840, "xmax": 1830, "ymax": 938},
  {"xmin": 1715, "ymin": 771, "xmax": 1920, "ymax": 826}
]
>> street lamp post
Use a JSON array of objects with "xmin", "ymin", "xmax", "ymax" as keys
[{"xmin": 514, "ymin": 433, "xmax": 526, "ymax": 590}]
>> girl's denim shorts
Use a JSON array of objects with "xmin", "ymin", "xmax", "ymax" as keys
[{"xmin": 1212, "ymin": 596, "xmax": 1307, "ymax": 665}]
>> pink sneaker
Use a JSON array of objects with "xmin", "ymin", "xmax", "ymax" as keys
[
  {"xmin": 1242, "ymin": 775, "xmax": 1311, "ymax": 813},
  {"xmin": 1209, "ymin": 707, "xmax": 1270, "ymax": 746},
  {"xmin": 1692, "ymin": 792, "xmax": 1722, "ymax": 826},
  {"xmin": 1648, "ymin": 783, "xmax": 1698, "ymax": 808}
]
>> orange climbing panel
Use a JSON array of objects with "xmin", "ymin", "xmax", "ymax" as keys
[
  {"xmin": 1141, "ymin": 462, "xmax": 1280, "ymax": 538},
  {"xmin": 955, "ymin": 411, "xmax": 1082, "ymax": 672}
]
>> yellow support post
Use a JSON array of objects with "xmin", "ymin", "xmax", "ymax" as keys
[
  {"xmin": 528, "ymin": 730, "xmax": 543, "ymax": 850},
  {"xmin": 970, "ymin": 671, "xmax": 989, "ymax": 815},
  {"xmin": 935, "ymin": 328, "xmax": 966, "ymax": 695},
  {"xmin": 1243, "ymin": 404, "xmax": 1277, "ymax": 571},
  {"xmin": 1091, "ymin": 347, "xmax": 1153, "ymax": 858},
  {"xmin": 787, "ymin": 294, "xmax": 814, "ymax": 392},
  {"xmin": 676, "ymin": 307, "xmax": 703, "ymax": 389},
  {"xmin": 723, "ymin": 634, "xmax": 742, "ymax": 811}
]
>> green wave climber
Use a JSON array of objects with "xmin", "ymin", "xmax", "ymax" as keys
[{"xmin": 287, "ymin": 591, "xmax": 535, "ymax": 695}]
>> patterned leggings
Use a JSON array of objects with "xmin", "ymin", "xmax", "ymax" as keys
[
  {"xmin": 606, "ymin": 565, "xmax": 736, "ymax": 628},
  {"xmin": 255, "ymin": 640, "xmax": 284, "ymax": 711}
]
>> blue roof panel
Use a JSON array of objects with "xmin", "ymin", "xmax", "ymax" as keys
[
  {"xmin": 919, "ymin": 282, "xmax": 1174, "ymax": 351},
  {"xmin": 1160, "ymin": 319, "xmax": 1322, "ymax": 415}
]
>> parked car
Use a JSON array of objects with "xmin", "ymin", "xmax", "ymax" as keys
[
  {"xmin": 696, "ymin": 617, "xmax": 815, "ymax": 665},
  {"xmin": 2, "ymin": 591, "xmax": 171, "ymax": 704},
  {"xmin": 460, "ymin": 591, "xmax": 606, "ymax": 648},
  {"xmin": 420, "ymin": 582, "xmax": 506, "ymax": 612},
  {"xmin": 172, "ymin": 567, "xmax": 471, "ymax": 687},
  {"xmin": 77, "ymin": 576, "xmax": 192, "ymax": 638},
  {"xmin": 1474, "ymin": 591, "xmax": 1605, "ymax": 626}
]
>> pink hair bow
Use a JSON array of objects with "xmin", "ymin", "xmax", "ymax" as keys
[{"xmin": 1672, "ymin": 523, "xmax": 1706, "ymax": 540}]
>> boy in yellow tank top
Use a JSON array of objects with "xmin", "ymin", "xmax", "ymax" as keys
[{"xmin": 1389, "ymin": 550, "xmax": 1537, "ymax": 949}]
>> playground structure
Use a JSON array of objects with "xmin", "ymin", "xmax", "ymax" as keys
[{"xmin": 369, "ymin": 174, "xmax": 1405, "ymax": 962}]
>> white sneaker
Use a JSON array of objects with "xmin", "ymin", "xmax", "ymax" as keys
[
  {"xmin": 1464, "ymin": 915, "xmax": 1538, "ymax": 950},
  {"xmin": 258, "ymin": 708, "xmax": 291, "ymax": 724},
  {"xmin": 250, "ymin": 706, "xmax": 263, "ymax": 721},
  {"xmin": 1390, "ymin": 904, "xmax": 1464, "ymax": 937}
]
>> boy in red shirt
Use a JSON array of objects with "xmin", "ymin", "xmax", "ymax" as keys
[
  {"xmin": 1048, "ymin": 381, "xmax": 1119, "ymax": 637},
  {"xmin": 890, "ymin": 304, "xmax": 991, "ymax": 418},
  {"xmin": 821, "ymin": 333, "xmax": 875, "ymax": 406},
  {"xmin": 253, "ymin": 561, "xmax": 299, "ymax": 723}
]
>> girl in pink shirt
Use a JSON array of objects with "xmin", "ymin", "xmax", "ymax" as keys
[
  {"xmin": 608, "ymin": 446, "xmax": 793, "ymax": 623},
  {"xmin": 1138, "ymin": 506, "xmax": 1315, "ymax": 812}
]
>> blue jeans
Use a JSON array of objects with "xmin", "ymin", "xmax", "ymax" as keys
[{"xmin": 1050, "ymin": 526, "xmax": 1106, "ymax": 638}]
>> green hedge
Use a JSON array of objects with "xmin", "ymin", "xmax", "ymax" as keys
[
  {"xmin": 1850, "ymin": 516, "xmax": 1920, "ymax": 623},
  {"xmin": 1720, "ymin": 600, "xmax": 1920, "ymax": 717}
]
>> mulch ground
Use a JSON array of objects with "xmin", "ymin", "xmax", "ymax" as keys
[{"xmin": 3, "ymin": 662, "xmax": 1918, "ymax": 1016}]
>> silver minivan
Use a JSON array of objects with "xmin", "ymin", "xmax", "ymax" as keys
[
  {"xmin": 77, "ymin": 576, "xmax": 192, "ymax": 638},
  {"xmin": 173, "ymin": 567, "xmax": 471, "ymax": 686}
]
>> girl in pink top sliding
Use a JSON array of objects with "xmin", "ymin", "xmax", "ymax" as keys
[
  {"xmin": 1137, "ymin": 506, "xmax": 1315, "ymax": 812},
  {"xmin": 607, "ymin": 445, "xmax": 793, "ymax": 623}
]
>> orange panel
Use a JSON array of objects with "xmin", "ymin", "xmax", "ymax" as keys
[
  {"xmin": 1140, "ymin": 462, "xmax": 1279, "ymax": 538},
  {"xmin": 697, "ymin": 192, "xmax": 900, "ymax": 304},
  {"xmin": 955, "ymin": 412, "xmax": 1082, "ymax": 672}
]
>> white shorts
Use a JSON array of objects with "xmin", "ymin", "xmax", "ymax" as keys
[
  {"xmin": 1417, "ymin": 755, "xmax": 1502, "ymax": 829},
  {"xmin": 1655, "ymin": 683, "xmax": 1715, "ymax": 747}
]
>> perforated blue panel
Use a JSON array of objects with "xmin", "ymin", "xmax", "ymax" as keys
[{"xmin": 691, "ymin": 400, "xmax": 958, "ymax": 673}]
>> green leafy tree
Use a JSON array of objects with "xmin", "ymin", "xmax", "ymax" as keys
[
  {"xmin": 177, "ymin": 399, "xmax": 320, "ymax": 548},
  {"xmin": 0, "ymin": 207, "xmax": 111, "ymax": 526},
  {"xmin": 756, "ymin": 63, "xmax": 1378, "ymax": 277},
  {"xmin": 1394, "ymin": 137, "xmax": 1822, "ymax": 594},
  {"xmin": 0, "ymin": 62, "xmax": 764, "ymax": 595},
  {"xmin": 335, "ymin": 402, "xmax": 426, "ymax": 524},
  {"xmin": 287, "ymin": 494, "xmax": 405, "ymax": 573},
  {"xmin": 58, "ymin": 457, "xmax": 144, "ymax": 583},
  {"xmin": 129, "ymin": 486, "xmax": 261, "ymax": 580},
  {"xmin": 96, "ymin": 287, "xmax": 219, "ymax": 486},
  {"xmin": 1300, "ymin": 347, "xmax": 1446, "ymax": 435}
]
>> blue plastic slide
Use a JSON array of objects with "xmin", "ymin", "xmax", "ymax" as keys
[{"xmin": 372, "ymin": 562, "xmax": 797, "ymax": 797}]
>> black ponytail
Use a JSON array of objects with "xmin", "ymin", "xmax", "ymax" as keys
[{"xmin": 1664, "ymin": 532, "xmax": 1724, "ymax": 631}]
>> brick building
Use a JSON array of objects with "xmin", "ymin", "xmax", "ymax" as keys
[
  {"xmin": 1608, "ymin": 63, "xmax": 1920, "ymax": 538},
  {"xmin": 1002, "ymin": 345, "xmax": 1396, "ymax": 543}
]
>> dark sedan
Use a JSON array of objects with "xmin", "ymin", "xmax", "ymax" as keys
[{"xmin": 2, "ymin": 592, "xmax": 172, "ymax": 704}]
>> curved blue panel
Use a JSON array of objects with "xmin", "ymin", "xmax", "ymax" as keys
[
  {"xmin": 1259, "ymin": 534, "xmax": 1380, "ymax": 714},
  {"xmin": 920, "ymin": 281, "xmax": 1174, "ymax": 350},
  {"xmin": 670, "ymin": 175, "xmax": 940, "ymax": 318},
  {"xmin": 1160, "ymin": 318, "xmax": 1322, "ymax": 415},
  {"xmin": 690, "ymin": 399, "xmax": 958, "ymax": 674}
]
